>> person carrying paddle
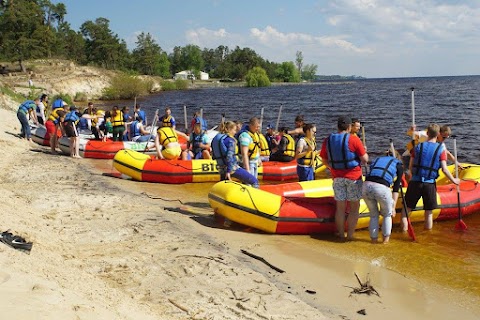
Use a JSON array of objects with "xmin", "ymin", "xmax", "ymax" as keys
[
  {"xmin": 320, "ymin": 115, "xmax": 369, "ymax": 241},
  {"xmin": 404, "ymin": 123, "xmax": 460, "ymax": 231},
  {"xmin": 362, "ymin": 150, "xmax": 403, "ymax": 244}
]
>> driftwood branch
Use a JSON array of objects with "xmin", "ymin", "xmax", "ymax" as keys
[
  {"xmin": 345, "ymin": 272, "xmax": 380, "ymax": 297},
  {"xmin": 241, "ymin": 249, "xmax": 285, "ymax": 273}
]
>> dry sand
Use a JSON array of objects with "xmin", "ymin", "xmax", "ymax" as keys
[{"xmin": 1, "ymin": 100, "xmax": 479, "ymax": 319}]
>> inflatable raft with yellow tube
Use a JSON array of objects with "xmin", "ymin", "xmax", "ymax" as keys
[
  {"xmin": 208, "ymin": 164, "xmax": 480, "ymax": 234},
  {"xmin": 112, "ymin": 149, "xmax": 328, "ymax": 184}
]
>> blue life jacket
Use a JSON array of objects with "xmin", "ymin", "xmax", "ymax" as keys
[
  {"xmin": 412, "ymin": 142, "xmax": 444, "ymax": 181},
  {"xmin": 137, "ymin": 110, "xmax": 146, "ymax": 125},
  {"xmin": 326, "ymin": 133, "xmax": 360, "ymax": 169},
  {"xmin": 64, "ymin": 111, "xmax": 80, "ymax": 123},
  {"xmin": 130, "ymin": 121, "xmax": 141, "ymax": 137},
  {"xmin": 211, "ymin": 133, "xmax": 228, "ymax": 164},
  {"xmin": 194, "ymin": 116, "xmax": 208, "ymax": 131},
  {"xmin": 191, "ymin": 132, "xmax": 205, "ymax": 155},
  {"xmin": 51, "ymin": 99, "xmax": 64, "ymax": 110},
  {"xmin": 18, "ymin": 100, "xmax": 34, "ymax": 114},
  {"xmin": 368, "ymin": 156, "xmax": 399, "ymax": 186},
  {"xmin": 78, "ymin": 117, "xmax": 89, "ymax": 130}
]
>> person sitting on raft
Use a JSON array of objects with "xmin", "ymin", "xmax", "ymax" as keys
[
  {"xmin": 129, "ymin": 116, "xmax": 154, "ymax": 142},
  {"xmin": 182, "ymin": 121, "xmax": 211, "ymax": 160},
  {"xmin": 211, "ymin": 121, "xmax": 259, "ymax": 188},
  {"xmin": 153, "ymin": 126, "xmax": 188, "ymax": 160},
  {"xmin": 269, "ymin": 127, "xmax": 295, "ymax": 162}
]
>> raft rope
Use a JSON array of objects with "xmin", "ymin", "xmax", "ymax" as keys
[{"xmin": 141, "ymin": 192, "xmax": 186, "ymax": 204}]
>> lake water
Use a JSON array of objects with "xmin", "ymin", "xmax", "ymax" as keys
[{"xmin": 110, "ymin": 76, "xmax": 480, "ymax": 302}]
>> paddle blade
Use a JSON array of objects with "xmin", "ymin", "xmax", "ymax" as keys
[
  {"xmin": 407, "ymin": 218, "xmax": 416, "ymax": 241},
  {"xmin": 455, "ymin": 219, "xmax": 468, "ymax": 231}
]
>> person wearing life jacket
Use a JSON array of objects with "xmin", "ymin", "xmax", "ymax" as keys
[
  {"xmin": 63, "ymin": 105, "xmax": 81, "ymax": 158},
  {"xmin": 153, "ymin": 126, "xmax": 188, "ymax": 160},
  {"xmin": 36, "ymin": 94, "xmax": 48, "ymax": 125},
  {"xmin": 403, "ymin": 125, "xmax": 457, "ymax": 176},
  {"xmin": 320, "ymin": 115, "xmax": 368, "ymax": 241},
  {"xmin": 362, "ymin": 151, "xmax": 403, "ymax": 244},
  {"xmin": 110, "ymin": 106, "xmax": 125, "ymax": 141},
  {"xmin": 190, "ymin": 110, "xmax": 208, "ymax": 132},
  {"xmin": 51, "ymin": 98, "xmax": 67, "ymax": 110},
  {"xmin": 405, "ymin": 123, "xmax": 460, "ymax": 231},
  {"xmin": 45, "ymin": 104, "xmax": 68, "ymax": 151},
  {"xmin": 270, "ymin": 127, "xmax": 295, "ymax": 162},
  {"xmin": 265, "ymin": 124, "xmax": 279, "ymax": 153},
  {"xmin": 129, "ymin": 116, "xmax": 154, "ymax": 142},
  {"xmin": 134, "ymin": 104, "xmax": 147, "ymax": 125},
  {"xmin": 212, "ymin": 121, "xmax": 259, "ymax": 187},
  {"xmin": 160, "ymin": 107, "xmax": 176, "ymax": 129},
  {"xmin": 238, "ymin": 117, "xmax": 262, "ymax": 179},
  {"xmin": 295, "ymin": 123, "xmax": 318, "ymax": 181},
  {"xmin": 93, "ymin": 109, "xmax": 106, "ymax": 140},
  {"xmin": 17, "ymin": 99, "xmax": 39, "ymax": 142},
  {"xmin": 182, "ymin": 121, "xmax": 211, "ymax": 160}
]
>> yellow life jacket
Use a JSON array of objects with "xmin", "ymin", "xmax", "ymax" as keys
[
  {"xmin": 258, "ymin": 133, "xmax": 270, "ymax": 157},
  {"xmin": 244, "ymin": 130, "xmax": 260, "ymax": 160},
  {"xmin": 48, "ymin": 108, "xmax": 63, "ymax": 121},
  {"xmin": 158, "ymin": 127, "xmax": 178, "ymax": 146},
  {"xmin": 162, "ymin": 115, "xmax": 173, "ymax": 127},
  {"xmin": 282, "ymin": 133, "xmax": 296, "ymax": 157},
  {"xmin": 298, "ymin": 137, "xmax": 316, "ymax": 166},
  {"xmin": 111, "ymin": 111, "xmax": 124, "ymax": 127}
]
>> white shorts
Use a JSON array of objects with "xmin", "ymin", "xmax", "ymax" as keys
[{"xmin": 333, "ymin": 178, "xmax": 363, "ymax": 201}]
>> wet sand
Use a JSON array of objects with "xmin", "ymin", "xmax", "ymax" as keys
[{"xmin": 1, "ymin": 104, "xmax": 479, "ymax": 319}]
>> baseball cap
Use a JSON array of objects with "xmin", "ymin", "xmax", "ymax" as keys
[
  {"xmin": 62, "ymin": 101, "xmax": 68, "ymax": 106},
  {"xmin": 266, "ymin": 124, "xmax": 273, "ymax": 130},
  {"xmin": 337, "ymin": 115, "xmax": 352, "ymax": 126}
]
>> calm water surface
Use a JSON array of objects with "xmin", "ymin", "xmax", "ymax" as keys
[{"xmin": 103, "ymin": 76, "xmax": 480, "ymax": 300}]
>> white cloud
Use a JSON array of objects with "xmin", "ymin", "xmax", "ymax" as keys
[{"xmin": 249, "ymin": 25, "xmax": 373, "ymax": 54}]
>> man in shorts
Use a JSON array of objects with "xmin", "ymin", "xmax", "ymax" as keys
[
  {"xmin": 320, "ymin": 115, "xmax": 368, "ymax": 241},
  {"xmin": 404, "ymin": 123, "xmax": 459, "ymax": 230}
]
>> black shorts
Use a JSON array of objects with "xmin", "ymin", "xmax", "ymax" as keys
[
  {"xmin": 64, "ymin": 122, "xmax": 78, "ymax": 137},
  {"xmin": 405, "ymin": 181, "xmax": 438, "ymax": 210}
]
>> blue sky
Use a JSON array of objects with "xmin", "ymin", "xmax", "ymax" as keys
[{"xmin": 55, "ymin": 0, "xmax": 480, "ymax": 78}]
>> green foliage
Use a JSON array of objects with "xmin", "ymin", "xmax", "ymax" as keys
[
  {"xmin": 0, "ymin": 85, "xmax": 25, "ymax": 103},
  {"xmin": 174, "ymin": 79, "xmax": 189, "ymax": 90},
  {"xmin": 132, "ymin": 32, "xmax": 170, "ymax": 77},
  {"xmin": 169, "ymin": 45, "xmax": 204, "ymax": 74},
  {"xmin": 101, "ymin": 74, "xmax": 148, "ymax": 100},
  {"xmin": 74, "ymin": 92, "xmax": 88, "ymax": 102},
  {"xmin": 302, "ymin": 64, "xmax": 318, "ymax": 81},
  {"xmin": 159, "ymin": 79, "xmax": 189, "ymax": 91},
  {"xmin": 160, "ymin": 80, "xmax": 176, "ymax": 91},
  {"xmin": 52, "ymin": 93, "xmax": 73, "ymax": 105},
  {"xmin": 275, "ymin": 61, "xmax": 301, "ymax": 82},
  {"xmin": 80, "ymin": 18, "xmax": 130, "ymax": 70},
  {"xmin": 245, "ymin": 67, "xmax": 271, "ymax": 87}
]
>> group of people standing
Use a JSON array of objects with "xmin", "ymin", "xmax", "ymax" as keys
[{"xmin": 17, "ymin": 99, "xmax": 461, "ymax": 243}]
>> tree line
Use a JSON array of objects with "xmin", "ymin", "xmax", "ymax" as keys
[{"xmin": 0, "ymin": 0, "xmax": 318, "ymax": 85}]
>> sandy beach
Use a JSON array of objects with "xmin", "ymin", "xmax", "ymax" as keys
[{"xmin": 1, "ymin": 98, "xmax": 480, "ymax": 319}]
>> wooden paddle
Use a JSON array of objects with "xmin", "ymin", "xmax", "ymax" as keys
[
  {"xmin": 453, "ymin": 137, "xmax": 467, "ymax": 230},
  {"xmin": 275, "ymin": 105, "xmax": 282, "ymax": 132},
  {"xmin": 390, "ymin": 139, "xmax": 416, "ymax": 241}
]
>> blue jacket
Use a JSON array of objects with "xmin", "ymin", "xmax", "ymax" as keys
[
  {"xmin": 412, "ymin": 142, "xmax": 444, "ymax": 182},
  {"xmin": 326, "ymin": 133, "xmax": 360, "ymax": 169}
]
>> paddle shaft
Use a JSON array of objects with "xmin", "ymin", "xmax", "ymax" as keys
[
  {"xmin": 275, "ymin": 105, "xmax": 282, "ymax": 132},
  {"xmin": 454, "ymin": 138, "xmax": 463, "ymax": 221},
  {"xmin": 183, "ymin": 105, "xmax": 188, "ymax": 132},
  {"xmin": 390, "ymin": 139, "xmax": 416, "ymax": 241},
  {"xmin": 260, "ymin": 107, "xmax": 264, "ymax": 131}
]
